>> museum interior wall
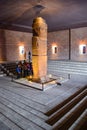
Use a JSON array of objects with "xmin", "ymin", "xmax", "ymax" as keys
[
  {"xmin": 0, "ymin": 29, "xmax": 32, "ymax": 62},
  {"xmin": 47, "ymin": 30, "xmax": 69, "ymax": 60},
  {"xmin": 48, "ymin": 27, "xmax": 87, "ymax": 62},
  {"xmin": 0, "ymin": 29, "xmax": 6, "ymax": 61},
  {"xmin": 71, "ymin": 27, "xmax": 87, "ymax": 61},
  {"xmin": 0, "ymin": 27, "xmax": 87, "ymax": 62},
  {"xmin": 5, "ymin": 30, "xmax": 32, "ymax": 61}
]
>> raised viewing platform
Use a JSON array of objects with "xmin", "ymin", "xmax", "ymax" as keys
[
  {"xmin": 13, "ymin": 75, "xmax": 67, "ymax": 91},
  {"xmin": 0, "ymin": 75, "xmax": 86, "ymax": 130}
]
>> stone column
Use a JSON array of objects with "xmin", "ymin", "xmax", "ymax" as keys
[{"xmin": 32, "ymin": 17, "xmax": 47, "ymax": 80}]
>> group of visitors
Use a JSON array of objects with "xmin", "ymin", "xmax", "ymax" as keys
[{"xmin": 16, "ymin": 60, "xmax": 33, "ymax": 79}]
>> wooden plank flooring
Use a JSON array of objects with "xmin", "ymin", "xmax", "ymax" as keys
[{"xmin": 0, "ymin": 75, "xmax": 87, "ymax": 130}]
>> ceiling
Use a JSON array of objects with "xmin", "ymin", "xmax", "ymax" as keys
[{"xmin": 0, "ymin": 0, "xmax": 87, "ymax": 32}]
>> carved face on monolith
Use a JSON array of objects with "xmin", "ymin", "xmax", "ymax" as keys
[{"xmin": 32, "ymin": 17, "xmax": 47, "ymax": 80}]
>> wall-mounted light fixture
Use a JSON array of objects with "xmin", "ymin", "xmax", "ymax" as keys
[
  {"xmin": 79, "ymin": 44, "xmax": 86, "ymax": 54},
  {"xmin": 52, "ymin": 45, "xmax": 58, "ymax": 54},
  {"xmin": 19, "ymin": 46, "xmax": 24, "ymax": 55}
]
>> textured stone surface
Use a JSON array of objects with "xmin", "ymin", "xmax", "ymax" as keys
[
  {"xmin": 47, "ymin": 30, "xmax": 69, "ymax": 60},
  {"xmin": 0, "ymin": 29, "xmax": 6, "ymax": 61},
  {"xmin": 4, "ymin": 30, "xmax": 32, "ymax": 61},
  {"xmin": 32, "ymin": 17, "xmax": 47, "ymax": 79},
  {"xmin": 71, "ymin": 27, "xmax": 87, "ymax": 61},
  {"xmin": 1, "ymin": 27, "xmax": 87, "ymax": 62}
]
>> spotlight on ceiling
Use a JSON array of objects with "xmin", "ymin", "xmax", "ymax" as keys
[
  {"xmin": 35, "ymin": 4, "xmax": 45, "ymax": 9},
  {"xmin": 35, "ymin": 0, "xmax": 45, "ymax": 10}
]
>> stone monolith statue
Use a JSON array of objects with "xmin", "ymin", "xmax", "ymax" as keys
[{"xmin": 32, "ymin": 17, "xmax": 47, "ymax": 80}]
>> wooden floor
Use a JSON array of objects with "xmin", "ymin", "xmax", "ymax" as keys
[{"xmin": 0, "ymin": 75, "xmax": 87, "ymax": 130}]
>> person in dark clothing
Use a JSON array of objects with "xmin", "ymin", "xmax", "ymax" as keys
[
  {"xmin": 18, "ymin": 61, "xmax": 23, "ymax": 77},
  {"xmin": 16, "ymin": 64, "xmax": 21, "ymax": 79},
  {"xmin": 29, "ymin": 62, "xmax": 33, "ymax": 76},
  {"xmin": 22, "ymin": 60, "xmax": 28, "ymax": 77}
]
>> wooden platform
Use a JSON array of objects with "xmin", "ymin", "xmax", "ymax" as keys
[
  {"xmin": 0, "ymin": 75, "xmax": 87, "ymax": 130},
  {"xmin": 13, "ymin": 76, "xmax": 68, "ymax": 91}
]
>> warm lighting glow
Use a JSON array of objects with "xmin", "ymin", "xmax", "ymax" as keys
[
  {"xmin": 27, "ymin": 75, "xmax": 33, "ymax": 81},
  {"xmin": 80, "ymin": 40, "xmax": 86, "ymax": 44},
  {"xmin": 79, "ymin": 44, "xmax": 86, "ymax": 54},
  {"xmin": 34, "ymin": 17, "xmax": 45, "ymax": 23},
  {"xmin": 19, "ymin": 46, "xmax": 24, "ymax": 55},
  {"xmin": 29, "ymin": 75, "xmax": 33, "ymax": 80},
  {"xmin": 29, "ymin": 81, "xmax": 32, "ymax": 83},
  {"xmin": 52, "ymin": 45, "xmax": 58, "ymax": 54},
  {"xmin": 49, "ymin": 74, "xmax": 52, "ymax": 78}
]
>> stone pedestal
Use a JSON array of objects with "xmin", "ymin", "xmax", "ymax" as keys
[{"xmin": 32, "ymin": 17, "xmax": 47, "ymax": 80}]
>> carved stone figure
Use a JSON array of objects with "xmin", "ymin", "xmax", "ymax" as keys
[{"xmin": 32, "ymin": 17, "xmax": 47, "ymax": 80}]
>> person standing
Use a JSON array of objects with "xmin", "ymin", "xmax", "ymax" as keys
[{"xmin": 16, "ymin": 64, "xmax": 21, "ymax": 79}]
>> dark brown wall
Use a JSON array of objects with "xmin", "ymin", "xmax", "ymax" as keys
[
  {"xmin": 47, "ymin": 27, "xmax": 87, "ymax": 62},
  {"xmin": 0, "ymin": 29, "xmax": 6, "ymax": 62},
  {"xmin": 71, "ymin": 27, "xmax": 87, "ymax": 61},
  {"xmin": 47, "ymin": 30, "xmax": 69, "ymax": 60},
  {"xmin": 1, "ymin": 27, "xmax": 87, "ymax": 62},
  {"xmin": 5, "ymin": 30, "xmax": 32, "ymax": 61}
]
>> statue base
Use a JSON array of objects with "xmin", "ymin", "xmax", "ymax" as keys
[{"xmin": 12, "ymin": 75, "xmax": 68, "ymax": 91}]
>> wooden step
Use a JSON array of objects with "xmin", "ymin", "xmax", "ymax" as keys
[
  {"xmin": 0, "ymin": 92, "xmax": 47, "ymax": 121},
  {"xmin": 46, "ymin": 88, "xmax": 87, "ymax": 125},
  {"xmin": 45, "ymin": 86, "xmax": 86, "ymax": 116},
  {"xmin": 0, "ymin": 87, "xmax": 47, "ymax": 115},
  {"xmin": 0, "ymin": 99, "xmax": 51, "ymax": 130},
  {"xmin": 69, "ymin": 109, "xmax": 87, "ymax": 130},
  {"xmin": 52, "ymin": 96, "xmax": 87, "ymax": 130},
  {"xmin": 48, "ymin": 60, "xmax": 87, "ymax": 76},
  {"xmin": 0, "ymin": 113, "xmax": 22, "ymax": 130}
]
